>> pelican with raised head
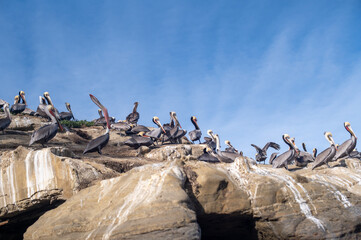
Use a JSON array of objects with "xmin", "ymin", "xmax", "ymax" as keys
[
  {"xmin": 126, "ymin": 102, "xmax": 139, "ymax": 125},
  {"xmin": 333, "ymin": 122, "xmax": 357, "ymax": 160},
  {"xmin": 59, "ymin": 102, "xmax": 74, "ymax": 120},
  {"xmin": 29, "ymin": 105, "xmax": 63, "ymax": 146},
  {"xmin": 214, "ymin": 134, "xmax": 238, "ymax": 163},
  {"xmin": 312, "ymin": 132, "xmax": 337, "ymax": 170},
  {"xmin": 10, "ymin": 91, "xmax": 27, "ymax": 114},
  {"xmin": 251, "ymin": 142, "xmax": 280, "ymax": 164},
  {"xmin": 0, "ymin": 103, "xmax": 11, "ymax": 134},
  {"xmin": 36, "ymin": 96, "xmax": 48, "ymax": 118},
  {"xmin": 189, "ymin": 116, "xmax": 202, "ymax": 143},
  {"xmin": 204, "ymin": 129, "xmax": 216, "ymax": 151},
  {"xmin": 83, "ymin": 94, "xmax": 110, "ymax": 155},
  {"xmin": 271, "ymin": 134, "xmax": 298, "ymax": 170}
]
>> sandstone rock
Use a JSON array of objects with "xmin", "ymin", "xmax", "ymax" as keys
[
  {"xmin": 8, "ymin": 115, "xmax": 48, "ymax": 131},
  {"xmin": 24, "ymin": 161, "xmax": 200, "ymax": 240},
  {"xmin": 145, "ymin": 144, "xmax": 206, "ymax": 161},
  {"xmin": 0, "ymin": 146, "xmax": 118, "ymax": 221}
]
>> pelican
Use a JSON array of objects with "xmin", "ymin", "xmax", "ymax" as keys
[
  {"xmin": 36, "ymin": 96, "xmax": 48, "ymax": 118},
  {"xmin": 59, "ymin": 102, "xmax": 74, "ymax": 120},
  {"xmin": 94, "ymin": 109, "xmax": 115, "ymax": 127},
  {"xmin": 126, "ymin": 102, "xmax": 139, "ymax": 125},
  {"xmin": 225, "ymin": 140, "xmax": 239, "ymax": 153},
  {"xmin": 163, "ymin": 112, "xmax": 186, "ymax": 143},
  {"xmin": 0, "ymin": 103, "xmax": 11, "ymax": 134},
  {"xmin": 145, "ymin": 117, "xmax": 166, "ymax": 141},
  {"xmin": 83, "ymin": 95, "xmax": 111, "ymax": 155},
  {"xmin": 124, "ymin": 132, "xmax": 154, "ymax": 149},
  {"xmin": 214, "ymin": 134, "xmax": 237, "ymax": 163},
  {"xmin": 172, "ymin": 112, "xmax": 187, "ymax": 143},
  {"xmin": 42, "ymin": 91, "xmax": 63, "ymax": 119},
  {"xmin": 333, "ymin": 122, "xmax": 357, "ymax": 160},
  {"xmin": 251, "ymin": 142, "xmax": 280, "ymax": 164},
  {"xmin": 10, "ymin": 91, "xmax": 27, "ymax": 114},
  {"xmin": 312, "ymin": 132, "xmax": 337, "ymax": 170},
  {"xmin": 271, "ymin": 134, "xmax": 298, "ymax": 170},
  {"xmin": 198, "ymin": 147, "xmax": 220, "ymax": 163},
  {"xmin": 188, "ymin": 116, "xmax": 202, "ymax": 143},
  {"xmin": 204, "ymin": 130, "xmax": 216, "ymax": 151},
  {"xmin": 292, "ymin": 141, "xmax": 315, "ymax": 167},
  {"xmin": 29, "ymin": 105, "xmax": 63, "ymax": 146},
  {"xmin": 111, "ymin": 120, "xmax": 133, "ymax": 131}
]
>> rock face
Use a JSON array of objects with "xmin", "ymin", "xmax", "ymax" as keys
[
  {"xmin": 24, "ymin": 161, "xmax": 200, "ymax": 240},
  {"xmin": 24, "ymin": 155, "xmax": 361, "ymax": 240},
  {"xmin": 0, "ymin": 147, "xmax": 118, "ymax": 225}
]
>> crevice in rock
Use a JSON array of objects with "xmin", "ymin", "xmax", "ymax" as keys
[
  {"xmin": 183, "ymin": 166, "xmax": 258, "ymax": 240},
  {"xmin": 0, "ymin": 200, "xmax": 65, "ymax": 240}
]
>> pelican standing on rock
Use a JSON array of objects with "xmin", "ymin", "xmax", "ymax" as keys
[
  {"xmin": 145, "ymin": 117, "xmax": 166, "ymax": 141},
  {"xmin": 225, "ymin": 140, "xmax": 239, "ymax": 153},
  {"xmin": 271, "ymin": 134, "xmax": 298, "ymax": 170},
  {"xmin": 10, "ymin": 91, "xmax": 27, "ymax": 114},
  {"xmin": 189, "ymin": 116, "xmax": 202, "ymax": 143},
  {"xmin": 29, "ymin": 105, "xmax": 63, "ymax": 147},
  {"xmin": 83, "ymin": 95, "xmax": 111, "ymax": 155},
  {"xmin": 251, "ymin": 142, "xmax": 280, "ymax": 164},
  {"xmin": 204, "ymin": 130, "xmax": 216, "ymax": 151},
  {"xmin": 59, "ymin": 102, "xmax": 74, "ymax": 120},
  {"xmin": 214, "ymin": 134, "xmax": 237, "ymax": 163},
  {"xmin": 36, "ymin": 96, "xmax": 48, "ymax": 118},
  {"xmin": 0, "ymin": 103, "xmax": 11, "ymax": 134},
  {"xmin": 333, "ymin": 122, "xmax": 357, "ymax": 160},
  {"xmin": 312, "ymin": 132, "xmax": 337, "ymax": 170},
  {"xmin": 126, "ymin": 102, "xmax": 139, "ymax": 125}
]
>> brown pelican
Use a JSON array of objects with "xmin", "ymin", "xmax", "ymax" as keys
[
  {"xmin": 126, "ymin": 102, "xmax": 139, "ymax": 125},
  {"xmin": 198, "ymin": 147, "xmax": 220, "ymax": 163},
  {"xmin": 204, "ymin": 130, "xmax": 216, "ymax": 151},
  {"xmin": 94, "ymin": 109, "xmax": 115, "ymax": 128},
  {"xmin": 145, "ymin": 117, "xmax": 166, "ymax": 141},
  {"xmin": 29, "ymin": 105, "xmax": 63, "ymax": 146},
  {"xmin": 225, "ymin": 140, "xmax": 239, "ymax": 153},
  {"xmin": 59, "ymin": 102, "xmax": 74, "ymax": 120},
  {"xmin": 124, "ymin": 132, "xmax": 154, "ymax": 149},
  {"xmin": 312, "ymin": 132, "xmax": 337, "ymax": 170},
  {"xmin": 251, "ymin": 142, "xmax": 280, "ymax": 164},
  {"xmin": 43, "ymin": 92, "xmax": 61, "ymax": 119},
  {"xmin": 126, "ymin": 125, "xmax": 150, "ymax": 135},
  {"xmin": 111, "ymin": 120, "xmax": 133, "ymax": 131},
  {"xmin": 36, "ymin": 96, "xmax": 48, "ymax": 118},
  {"xmin": 291, "ymin": 141, "xmax": 315, "ymax": 167},
  {"xmin": 10, "ymin": 91, "xmax": 27, "ymax": 114},
  {"xmin": 313, "ymin": 148, "xmax": 317, "ymax": 158},
  {"xmin": 214, "ymin": 134, "xmax": 237, "ymax": 163},
  {"xmin": 333, "ymin": 122, "xmax": 357, "ymax": 160},
  {"xmin": 83, "ymin": 94, "xmax": 110, "ymax": 155},
  {"xmin": 171, "ymin": 112, "xmax": 187, "ymax": 143},
  {"xmin": 0, "ymin": 103, "xmax": 11, "ymax": 134},
  {"xmin": 189, "ymin": 116, "xmax": 202, "ymax": 143},
  {"xmin": 271, "ymin": 134, "xmax": 298, "ymax": 170}
]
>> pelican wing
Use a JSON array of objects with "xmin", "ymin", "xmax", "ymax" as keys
[
  {"xmin": 272, "ymin": 150, "xmax": 294, "ymax": 168},
  {"xmin": 333, "ymin": 139, "xmax": 353, "ymax": 160},
  {"xmin": 263, "ymin": 142, "xmax": 280, "ymax": 151},
  {"xmin": 251, "ymin": 144, "xmax": 262, "ymax": 154},
  {"xmin": 83, "ymin": 133, "xmax": 109, "ymax": 154},
  {"xmin": 312, "ymin": 146, "xmax": 335, "ymax": 169},
  {"xmin": 126, "ymin": 112, "xmax": 139, "ymax": 124},
  {"xmin": 29, "ymin": 124, "xmax": 58, "ymax": 145}
]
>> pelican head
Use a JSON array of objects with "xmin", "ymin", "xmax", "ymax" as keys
[
  {"xmin": 225, "ymin": 140, "xmax": 231, "ymax": 145},
  {"xmin": 66, "ymin": 102, "xmax": 72, "ymax": 111},
  {"xmin": 43, "ymin": 92, "xmax": 54, "ymax": 106},
  {"xmin": 344, "ymin": 122, "xmax": 357, "ymax": 138},
  {"xmin": 170, "ymin": 111, "xmax": 181, "ymax": 128},
  {"xmin": 324, "ymin": 132, "xmax": 336, "ymax": 146},
  {"xmin": 46, "ymin": 105, "xmax": 64, "ymax": 131},
  {"xmin": 14, "ymin": 95, "xmax": 20, "ymax": 104},
  {"xmin": 152, "ymin": 116, "xmax": 166, "ymax": 133},
  {"xmin": 137, "ymin": 131, "xmax": 145, "ymax": 136},
  {"xmin": 207, "ymin": 130, "xmax": 214, "ymax": 139}
]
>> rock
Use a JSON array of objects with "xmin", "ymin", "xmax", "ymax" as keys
[
  {"xmin": 0, "ymin": 146, "xmax": 118, "ymax": 221},
  {"xmin": 8, "ymin": 115, "xmax": 48, "ymax": 131},
  {"xmin": 145, "ymin": 144, "xmax": 206, "ymax": 161},
  {"xmin": 24, "ymin": 161, "xmax": 201, "ymax": 240}
]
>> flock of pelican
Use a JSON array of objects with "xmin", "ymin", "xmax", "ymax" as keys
[{"xmin": 0, "ymin": 91, "xmax": 358, "ymax": 170}]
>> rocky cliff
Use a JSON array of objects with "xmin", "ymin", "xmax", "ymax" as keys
[{"xmin": 0, "ymin": 115, "xmax": 361, "ymax": 239}]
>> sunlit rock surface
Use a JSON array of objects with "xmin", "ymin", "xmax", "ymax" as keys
[
  {"xmin": 0, "ymin": 146, "xmax": 118, "ymax": 220},
  {"xmin": 24, "ymin": 155, "xmax": 361, "ymax": 239},
  {"xmin": 24, "ymin": 161, "xmax": 200, "ymax": 240}
]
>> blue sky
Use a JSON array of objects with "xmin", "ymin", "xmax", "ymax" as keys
[{"xmin": 1, "ymin": 0, "xmax": 361, "ymax": 159}]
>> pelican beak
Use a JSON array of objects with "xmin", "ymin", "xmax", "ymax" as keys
[
  {"xmin": 20, "ymin": 93, "xmax": 27, "ymax": 105},
  {"xmin": 159, "ymin": 122, "xmax": 166, "ymax": 133},
  {"xmin": 49, "ymin": 108, "xmax": 64, "ymax": 132},
  {"xmin": 89, "ymin": 94, "xmax": 110, "ymax": 129},
  {"xmin": 89, "ymin": 94, "xmax": 105, "ymax": 109}
]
